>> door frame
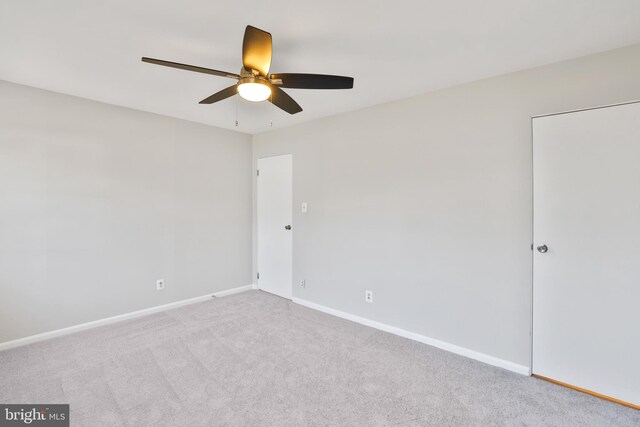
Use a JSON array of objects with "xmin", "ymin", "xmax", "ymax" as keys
[
  {"xmin": 529, "ymin": 99, "xmax": 640, "ymax": 408},
  {"xmin": 256, "ymin": 153, "xmax": 293, "ymax": 300}
]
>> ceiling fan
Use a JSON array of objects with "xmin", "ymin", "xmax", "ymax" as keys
[{"xmin": 142, "ymin": 25, "xmax": 354, "ymax": 115}]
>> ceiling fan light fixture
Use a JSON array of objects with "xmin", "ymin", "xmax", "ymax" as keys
[
  {"xmin": 142, "ymin": 25, "xmax": 353, "ymax": 114},
  {"xmin": 237, "ymin": 78, "xmax": 271, "ymax": 102}
]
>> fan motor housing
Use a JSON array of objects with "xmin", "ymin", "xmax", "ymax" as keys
[{"xmin": 237, "ymin": 76, "xmax": 271, "ymax": 87}]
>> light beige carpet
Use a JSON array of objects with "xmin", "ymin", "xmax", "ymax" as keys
[{"xmin": 1, "ymin": 290, "xmax": 638, "ymax": 426}]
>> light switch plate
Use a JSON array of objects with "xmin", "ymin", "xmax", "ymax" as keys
[{"xmin": 301, "ymin": 202, "xmax": 308, "ymax": 214}]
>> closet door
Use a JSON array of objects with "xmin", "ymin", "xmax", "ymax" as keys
[
  {"xmin": 257, "ymin": 154, "xmax": 293, "ymax": 299},
  {"xmin": 532, "ymin": 102, "xmax": 640, "ymax": 407}
]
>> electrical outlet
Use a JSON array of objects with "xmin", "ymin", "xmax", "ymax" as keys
[
  {"xmin": 365, "ymin": 290, "xmax": 373, "ymax": 303},
  {"xmin": 300, "ymin": 279, "xmax": 306, "ymax": 288},
  {"xmin": 156, "ymin": 279, "xmax": 165, "ymax": 291}
]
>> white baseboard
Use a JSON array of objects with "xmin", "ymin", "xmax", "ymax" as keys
[
  {"xmin": 0, "ymin": 284, "xmax": 257, "ymax": 352},
  {"xmin": 292, "ymin": 297, "xmax": 531, "ymax": 376},
  {"xmin": 216, "ymin": 283, "xmax": 258, "ymax": 297}
]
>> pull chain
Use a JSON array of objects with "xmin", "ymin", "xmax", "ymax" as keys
[
  {"xmin": 269, "ymin": 92, "xmax": 273, "ymax": 128},
  {"xmin": 235, "ymin": 96, "xmax": 239, "ymax": 127}
]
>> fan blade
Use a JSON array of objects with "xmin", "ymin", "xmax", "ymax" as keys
[
  {"xmin": 269, "ymin": 86, "xmax": 302, "ymax": 114},
  {"xmin": 242, "ymin": 26, "xmax": 272, "ymax": 76},
  {"xmin": 199, "ymin": 85, "xmax": 238, "ymax": 104},
  {"xmin": 142, "ymin": 57, "xmax": 240, "ymax": 79},
  {"xmin": 270, "ymin": 73, "xmax": 353, "ymax": 89}
]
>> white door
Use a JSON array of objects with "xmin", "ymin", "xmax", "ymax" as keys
[
  {"xmin": 257, "ymin": 154, "xmax": 293, "ymax": 299},
  {"xmin": 532, "ymin": 101, "xmax": 640, "ymax": 407}
]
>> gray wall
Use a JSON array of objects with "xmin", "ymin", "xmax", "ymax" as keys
[
  {"xmin": 253, "ymin": 44, "xmax": 640, "ymax": 369},
  {"xmin": 0, "ymin": 81, "xmax": 252, "ymax": 343}
]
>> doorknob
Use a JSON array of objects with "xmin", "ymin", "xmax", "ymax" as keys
[
  {"xmin": 285, "ymin": 225, "xmax": 291, "ymax": 230},
  {"xmin": 537, "ymin": 244, "xmax": 548, "ymax": 253}
]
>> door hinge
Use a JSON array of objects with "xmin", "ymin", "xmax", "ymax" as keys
[
  {"xmin": 257, "ymin": 169, "xmax": 259, "ymax": 177},
  {"xmin": 257, "ymin": 272, "xmax": 260, "ymax": 279}
]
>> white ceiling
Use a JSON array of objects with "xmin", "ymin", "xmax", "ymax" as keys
[{"xmin": 2, "ymin": 1, "xmax": 640, "ymax": 134}]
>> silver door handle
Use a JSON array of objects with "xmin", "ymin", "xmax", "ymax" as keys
[
  {"xmin": 537, "ymin": 244, "xmax": 548, "ymax": 253},
  {"xmin": 285, "ymin": 225, "xmax": 291, "ymax": 230}
]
